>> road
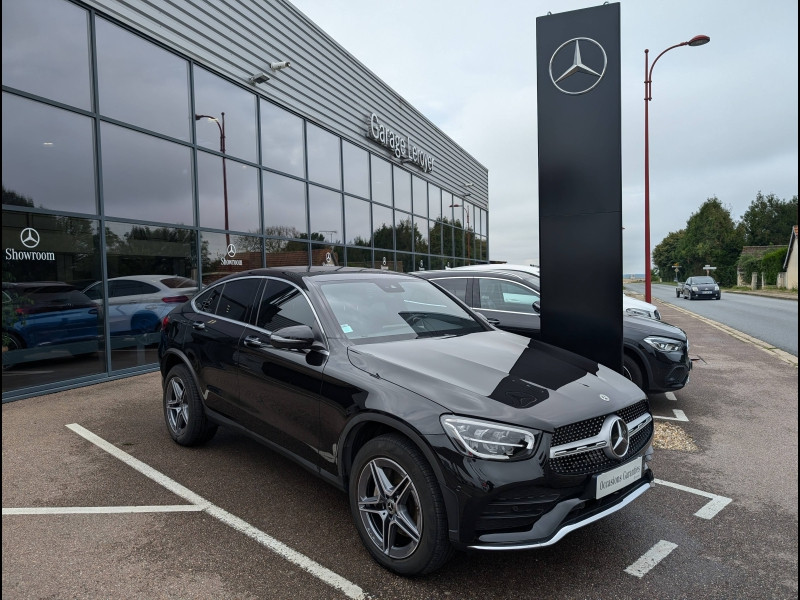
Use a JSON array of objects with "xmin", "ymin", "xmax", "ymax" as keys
[{"xmin": 625, "ymin": 282, "xmax": 798, "ymax": 356}]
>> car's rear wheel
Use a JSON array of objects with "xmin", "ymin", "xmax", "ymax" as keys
[
  {"xmin": 349, "ymin": 434, "xmax": 453, "ymax": 576},
  {"xmin": 623, "ymin": 354, "xmax": 646, "ymax": 391},
  {"xmin": 163, "ymin": 364, "xmax": 217, "ymax": 446}
]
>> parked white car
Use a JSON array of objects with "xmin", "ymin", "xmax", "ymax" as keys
[
  {"xmin": 445, "ymin": 264, "xmax": 661, "ymax": 320},
  {"xmin": 83, "ymin": 275, "xmax": 198, "ymax": 335}
]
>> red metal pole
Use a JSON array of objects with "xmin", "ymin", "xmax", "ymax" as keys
[{"xmin": 644, "ymin": 49, "xmax": 651, "ymax": 303}]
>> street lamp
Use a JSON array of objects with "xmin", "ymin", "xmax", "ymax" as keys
[
  {"xmin": 195, "ymin": 112, "xmax": 229, "ymax": 247},
  {"xmin": 644, "ymin": 34, "xmax": 709, "ymax": 302},
  {"xmin": 449, "ymin": 202, "xmax": 471, "ymax": 264}
]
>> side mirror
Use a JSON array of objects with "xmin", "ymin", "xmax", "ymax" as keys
[
  {"xmin": 533, "ymin": 301, "xmax": 541, "ymax": 314},
  {"xmin": 269, "ymin": 325, "xmax": 317, "ymax": 350}
]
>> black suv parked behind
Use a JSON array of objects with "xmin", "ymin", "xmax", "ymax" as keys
[
  {"xmin": 159, "ymin": 267, "xmax": 654, "ymax": 575},
  {"xmin": 415, "ymin": 268, "xmax": 692, "ymax": 394}
]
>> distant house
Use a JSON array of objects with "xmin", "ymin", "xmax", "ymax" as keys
[
  {"xmin": 737, "ymin": 245, "xmax": 785, "ymax": 286},
  {"xmin": 779, "ymin": 226, "xmax": 798, "ymax": 289}
]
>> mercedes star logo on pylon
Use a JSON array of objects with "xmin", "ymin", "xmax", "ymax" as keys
[
  {"xmin": 20, "ymin": 227, "xmax": 40, "ymax": 249},
  {"xmin": 549, "ymin": 37, "xmax": 607, "ymax": 95},
  {"xmin": 227, "ymin": 244, "xmax": 237, "ymax": 258}
]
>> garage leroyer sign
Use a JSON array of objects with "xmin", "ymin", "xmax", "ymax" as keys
[{"xmin": 367, "ymin": 113, "xmax": 435, "ymax": 173}]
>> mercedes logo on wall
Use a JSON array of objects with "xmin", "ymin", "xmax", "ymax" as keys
[
  {"xmin": 226, "ymin": 244, "xmax": 237, "ymax": 258},
  {"xmin": 602, "ymin": 415, "xmax": 630, "ymax": 460},
  {"xmin": 549, "ymin": 37, "xmax": 607, "ymax": 95},
  {"xmin": 20, "ymin": 228, "xmax": 41, "ymax": 249}
]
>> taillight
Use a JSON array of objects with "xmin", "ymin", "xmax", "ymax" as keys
[
  {"xmin": 161, "ymin": 316, "xmax": 170, "ymax": 331},
  {"xmin": 161, "ymin": 295, "xmax": 188, "ymax": 303}
]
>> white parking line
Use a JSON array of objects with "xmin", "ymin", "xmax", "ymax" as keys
[
  {"xmin": 654, "ymin": 409, "xmax": 688, "ymax": 422},
  {"xmin": 3, "ymin": 505, "xmax": 203, "ymax": 515},
  {"xmin": 655, "ymin": 479, "xmax": 733, "ymax": 519},
  {"xmin": 664, "ymin": 392, "xmax": 677, "ymax": 401},
  {"xmin": 61, "ymin": 423, "xmax": 367, "ymax": 600},
  {"xmin": 624, "ymin": 540, "xmax": 678, "ymax": 578}
]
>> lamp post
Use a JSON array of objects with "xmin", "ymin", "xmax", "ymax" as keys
[
  {"xmin": 195, "ymin": 112, "xmax": 229, "ymax": 247},
  {"xmin": 644, "ymin": 35, "xmax": 709, "ymax": 302},
  {"xmin": 449, "ymin": 203, "xmax": 471, "ymax": 264}
]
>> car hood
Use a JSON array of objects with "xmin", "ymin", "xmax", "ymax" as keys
[
  {"xmin": 623, "ymin": 315, "xmax": 687, "ymax": 341},
  {"xmin": 346, "ymin": 330, "xmax": 644, "ymax": 432},
  {"xmin": 623, "ymin": 295, "xmax": 658, "ymax": 317}
]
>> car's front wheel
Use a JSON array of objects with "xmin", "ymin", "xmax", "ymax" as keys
[
  {"xmin": 163, "ymin": 364, "xmax": 217, "ymax": 446},
  {"xmin": 623, "ymin": 354, "xmax": 646, "ymax": 391},
  {"xmin": 349, "ymin": 434, "xmax": 453, "ymax": 576}
]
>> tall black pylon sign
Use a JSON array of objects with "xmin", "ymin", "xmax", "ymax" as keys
[{"xmin": 536, "ymin": 3, "xmax": 623, "ymax": 372}]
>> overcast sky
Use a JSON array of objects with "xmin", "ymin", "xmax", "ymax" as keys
[{"xmin": 291, "ymin": 0, "xmax": 798, "ymax": 273}]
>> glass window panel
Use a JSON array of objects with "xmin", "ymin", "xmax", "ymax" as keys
[
  {"xmin": 480, "ymin": 208, "xmax": 488, "ymax": 236},
  {"xmin": 95, "ymin": 18, "xmax": 190, "ymax": 141},
  {"xmin": 442, "ymin": 191, "xmax": 453, "ymax": 224},
  {"xmin": 100, "ymin": 123, "xmax": 193, "ymax": 225},
  {"xmin": 266, "ymin": 240, "xmax": 309, "ymax": 268},
  {"xmin": 260, "ymin": 100, "xmax": 304, "ymax": 177},
  {"xmin": 429, "ymin": 185, "xmax": 442, "ymax": 220},
  {"xmin": 103, "ymin": 221, "xmax": 196, "ymax": 371},
  {"xmin": 370, "ymin": 155, "xmax": 391, "ymax": 206},
  {"xmin": 395, "ymin": 252, "xmax": 412, "ymax": 273},
  {"xmin": 309, "ymin": 186, "xmax": 342, "ymax": 245},
  {"xmin": 307, "ymin": 124, "xmax": 341, "ymax": 189},
  {"xmin": 395, "ymin": 212, "xmax": 413, "ymax": 252},
  {"xmin": 345, "ymin": 196, "xmax": 371, "ymax": 246},
  {"xmin": 2, "ymin": 94, "xmax": 96, "ymax": 214},
  {"xmin": 433, "ymin": 277, "xmax": 469, "ymax": 303},
  {"xmin": 413, "ymin": 216, "xmax": 429, "ymax": 253},
  {"xmin": 193, "ymin": 67, "xmax": 257, "ymax": 162},
  {"xmin": 312, "ymin": 242, "xmax": 342, "ymax": 266},
  {"xmin": 197, "ymin": 152, "xmax": 259, "ymax": 233},
  {"xmin": 201, "ymin": 231, "xmax": 262, "ymax": 286},
  {"xmin": 262, "ymin": 171, "xmax": 306, "ymax": 238},
  {"xmin": 342, "ymin": 141, "xmax": 369, "ymax": 198},
  {"xmin": 255, "ymin": 280, "xmax": 316, "ymax": 331},
  {"xmin": 2, "ymin": 0, "xmax": 92, "ymax": 110},
  {"xmin": 429, "ymin": 220, "xmax": 442, "ymax": 256},
  {"xmin": 345, "ymin": 247, "xmax": 371, "ymax": 268},
  {"xmin": 412, "ymin": 175, "xmax": 427, "ymax": 217},
  {"xmin": 372, "ymin": 203, "xmax": 393, "ymax": 250},
  {"xmin": 216, "ymin": 278, "xmax": 262, "ymax": 322},
  {"xmin": 393, "ymin": 166, "xmax": 411, "ymax": 213},
  {"xmin": 478, "ymin": 279, "xmax": 540, "ymax": 313},
  {"xmin": 413, "ymin": 254, "xmax": 429, "ymax": 272},
  {"xmin": 374, "ymin": 252, "xmax": 395, "ymax": 271},
  {"xmin": 2, "ymin": 212, "xmax": 105, "ymax": 391}
]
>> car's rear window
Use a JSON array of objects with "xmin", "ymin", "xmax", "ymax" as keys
[{"xmin": 160, "ymin": 276, "xmax": 197, "ymax": 289}]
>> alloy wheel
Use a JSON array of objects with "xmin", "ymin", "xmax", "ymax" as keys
[{"xmin": 165, "ymin": 376, "xmax": 189, "ymax": 436}]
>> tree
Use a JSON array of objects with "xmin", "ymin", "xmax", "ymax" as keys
[
  {"xmin": 740, "ymin": 192, "xmax": 798, "ymax": 246},
  {"xmin": 678, "ymin": 197, "xmax": 744, "ymax": 286},
  {"xmin": 652, "ymin": 229, "xmax": 686, "ymax": 281}
]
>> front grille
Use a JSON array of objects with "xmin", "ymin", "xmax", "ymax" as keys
[{"xmin": 549, "ymin": 400, "xmax": 652, "ymax": 475}]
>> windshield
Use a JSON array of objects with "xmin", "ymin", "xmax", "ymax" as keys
[
  {"xmin": 317, "ymin": 278, "xmax": 484, "ymax": 343},
  {"xmin": 692, "ymin": 276, "xmax": 716, "ymax": 284}
]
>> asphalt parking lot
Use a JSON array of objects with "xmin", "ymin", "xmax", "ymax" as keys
[{"xmin": 3, "ymin": 300, "xmax": 798, "ymax": 600}]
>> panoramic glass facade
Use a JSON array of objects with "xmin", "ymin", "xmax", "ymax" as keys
[{"xmin": 1, "ymin": 0, "xmax": 489, "ymax": 400}]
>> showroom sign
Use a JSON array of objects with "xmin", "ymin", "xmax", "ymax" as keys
[
  {"xmin": 5, "ymin": 228, "xmax": 55, "ymax": 261},
  {"xmin": 221, "ymin": 243, "xmax": 242, "ymax": 266},
  {"xmin": 367, "ymin": 113, "xmax": 435, "ymax": 173}
]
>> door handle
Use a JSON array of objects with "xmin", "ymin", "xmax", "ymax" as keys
[
  {"xmin": 192, "ymin": 321, "xmax": 206, "ymax": 330},
  {"xmin": 244, "ymin": 335, "xmax": 264, "ymax": 348},
  {"xmin": 486, "ymin": 318, "xmax": 500, "ymax": 325}
]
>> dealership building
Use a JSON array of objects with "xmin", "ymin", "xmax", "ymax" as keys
[{"xmin": 1, "ymin": 0, "xmax": 489, "ymax": 401}]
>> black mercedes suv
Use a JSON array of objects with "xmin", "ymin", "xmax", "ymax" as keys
[{"xmin": 159, "ymin": 267, "xmax": 654, "ymax": 575}]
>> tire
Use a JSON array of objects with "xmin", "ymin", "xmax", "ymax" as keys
[
  {"xmin": 675, "ymin": 288, "xmax": 681, "ymax": 298},
  {"xmin": 349, "ymin": 434, "xmax": 453, "ymax": 576},
  {"xmin": 623, "ymin": 354, "xmax": 646, "ymax": 392},
  {"xmin": 163, "ymin": 364, "xmax": 217, "ymax": 446}
]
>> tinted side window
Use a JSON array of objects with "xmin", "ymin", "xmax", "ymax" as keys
[
  {"xmin": 216, "ymin": 279, "xmax": 261, "ymax": 322},
  {"xmin": 194, "ymin": 286, "xmax": 223, "ymax": 314},
  {"xmin": 255, "ymin": 280, "xmax": 316, "ymax": 332},
  {"xmin": 477, "ymin": 278, "xmax": 540, "ymax": 313},
  {"xmin": 432, "ymin": 277, "xmax": 469, "ymax": 304}
]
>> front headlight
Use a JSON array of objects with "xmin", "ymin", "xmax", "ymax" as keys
[
  {"xmin": 714, "ymin": 285, "xmax": 720, "ymax": 291},
  {"xmin": 440, "ymin": 416, "xmax": 537, "ymax": 461},
  {"xmin": 644, "ymin": 336, "xmax": 684, "ymax": 353},
  {"xmin": 625, "ymin": 307, "xmax": 651, "ymax": 318},
  {"xmin": 691, "ymin": 285, "xmax": 699, "ymax": 292}
]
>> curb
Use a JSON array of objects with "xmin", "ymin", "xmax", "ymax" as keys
[{"xmin": 654, "ymin": 298, "xmax": 798, "ymax": 368}]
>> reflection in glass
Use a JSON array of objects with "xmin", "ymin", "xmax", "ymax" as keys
[
  {"xmin": 395, "ymin": 213, "xmax": 413, "ymax": 253},
  {"xmin": 101, "ymin": 123, "xmax": 193, "ymax": 224},
  {"xmin": 442, "ymin": 191, "xmax": 453, "ymax": 223},
  {"xmin": 393, "ymin": 166, "xmax": 411, "ymax": 213},
  {"xmin": 414, "ymin": 216, "xmax": 429, "ymax": 253},
  {"xmin": 309, "ymin": 186, "xmax": 342, "ymax": 244},
  {"xmin": 194, "ymin": 66, "xmax": 257, "ymax": 162},
  {"xmin": 345, "ymin": 247, "xmax": 372, "ymax": 268},
  {"xmin": 198, "ymin": 152, "xmax": 259, "ymax": 233},
  {"xmin": 266, "ymin": 240, "xmax": 309, "ymax": 268},
  {"xmin": 413, "ymin": 254, "xmax": 428, "ymax": 272},
  {"xmin": 429, "ymin": 185, "xmax": 441, "ymax": 220},
  {"xmin": 370, "ymin": 156, "xmax": 391, "ymax": 206},
  {"xmin": 344, "ymin": 196, "xmax": 371, "ymax": 246},
  {"xmin": 103, "ymin": 221, "xmax": 196, "ymax": 371},
  {"xmin": 2, "ymin": 0, "xmax": 92, "ymax": 110},
  {"xmin": 312, "ymin": 242, "xmax": 342, "ymax": 266},
  {"xmin": 263, "ymin": 171, "xmax": 307, "ymax": 237},
  {"xmin": 96, "ymin": 18, "xmax": 190, "ymax": 141},
  {"xmin": 260, "ymin": 100, "xmax": 304, "ymax": 177},
  {"xmin": 307, "ymin": 124, "xmax": 341, "ymax": 189},
  {"xmin": 343, "ymin": 142, "xmax": 369, "ymax": 198},
  {"xmin": 412, "ymin": 176, "xmax": 427, "ymax": 217},
  {"xmin": 202, "ymin": 231, "xmax": 262, "ymax": 286},
  {"xmin": 2, "ymin": 94, "xmax": 96, "ymax": 214},
  {"xmin": 2, "ymin": 212, "xmax": 104, "ymax": 392},
  {"xmin": 395, "ymin": 252, "xmax": 412, "ymax": 273},
  {"xmin": 372, "ymin": 204, "xmax": 394, "ymax": 250}
]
